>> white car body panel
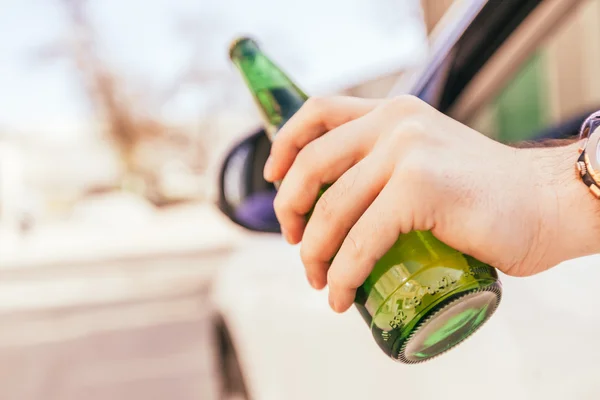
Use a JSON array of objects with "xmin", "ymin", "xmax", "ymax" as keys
[
  {"xmin": 213, "ymin": 232, "xmax": 600, "ymax": 400},
  {"xmin": 212, "ymin": 1, "xmax": 600, "ymax": 398}
]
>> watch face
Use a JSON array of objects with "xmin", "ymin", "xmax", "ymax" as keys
[{"xmin": 587, "ymin": 127, "xmax": 600, "ymax": 172}]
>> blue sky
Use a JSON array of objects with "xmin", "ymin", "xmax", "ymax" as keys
[{"xmin": 0, "ymin": 0, "xmax": 427, "ymax": 141}]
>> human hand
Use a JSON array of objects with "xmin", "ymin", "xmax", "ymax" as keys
[{"xmin": 263, "ymin": 95, "xmax": 599, "ymax": 312}]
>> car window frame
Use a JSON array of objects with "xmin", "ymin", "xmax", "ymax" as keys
[
  {"xmin": 448, "ymin": 0, "xmax": 586, "ymax": 124},
  {"xmin": 387, "ymin": 0, "xmax": 585, "ymax": 126}
]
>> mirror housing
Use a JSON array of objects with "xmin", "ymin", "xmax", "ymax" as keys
[{"xmin": 216, "ymin": 128, "xmax": 281, "ymax": 234}]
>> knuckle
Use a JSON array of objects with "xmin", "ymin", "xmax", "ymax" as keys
[
  {"xmin": 381, "ymin": 95, "xmax": 424, "ymax": 115},
  {"xmin": 304, "ymin": 96, "xmax": 327, "ymax": 114},
  {"xmin": 344, "ymin": 230, "xmax": 373, "ymax": 269},
  {"xmin": 399, "ymin": 117, "xmax": 428, "ymax": 137},
  {"xmin": 293, "ymin": 152, "xmax": 320, "ymax": 187},
  {"xmin": 272, "ymin": 193, "xmax": 287, "ymax": 220},
  {"xmin": 314, "ymin": 191, "xmax": 335, "ymax": 222},
  {"xmin": 328, "ymin": 238, "xmax": 370, "ymax": 290},
  {"xmin": 299, "ymin": 241, "xmax": 320, "ymax": 266},
  {"xmin": 295, "ymin": 141, "xmax": 318, "ymax": 169},
  {"xmin": 327, "ymin": 260, "xmax": 360, "ymax": 290},
  {"xmin": 326, "ymin": 267, "xmax": 339, "ymax": 289},
  {"xmin": 270, "ymin": 136, "xmax": 287, "ymax": 157},
  {"xmin": 392, "ymin": 120, "xmax": 428, "ymax": 146},
  {"xmin": 378, "ymin": 119, "xmax": 429, "ymax": 156},
  {"xmin": 327, "ymin": 266, "xmax": 346, "ymax": 291},
  {"xmin": 299, "ymin": 243, "xmax": 312, "ymax": 265},
  {"xmin": 346, "ymin": 231, "xmax": 365, "ymax": 260}
]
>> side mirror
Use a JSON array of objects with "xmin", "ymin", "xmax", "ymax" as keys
[{"xmin": 216, "ymin": 128, "xmax": 281, "ymax": 234}]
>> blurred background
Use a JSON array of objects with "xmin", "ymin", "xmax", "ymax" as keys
[{"xmin": 3, "ymin": 0, "xmax": 600, "ymax": 399}]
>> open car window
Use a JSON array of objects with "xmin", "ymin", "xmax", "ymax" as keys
[
  {"xmin": 448, "ymin": 0, "xmax": 595, "ymax": 143},
  {"xmin": 391, "ymin": 0, "xmax": 588, "ymax": 143},
  {"xmin": 390, "ymin": 0, "xmax": 548, "ymax": 105}
]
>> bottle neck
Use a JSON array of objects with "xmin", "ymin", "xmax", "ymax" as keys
[{"xmin": 230, "ymin": 39, "xmax": 308, "ymax": 138}]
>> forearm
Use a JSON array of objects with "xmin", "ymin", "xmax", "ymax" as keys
[
  {"xmin": 513, "ymin": 137, "xmax": 578, "ymax": 148},
  {"xmin": 525, "ymin": 139, "xmax": 600, "ymax": 266}
]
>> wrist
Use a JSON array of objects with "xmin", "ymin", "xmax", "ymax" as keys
[{"xmin": 529, "ymin": 141, "xmax": 600, "ymax": 268}]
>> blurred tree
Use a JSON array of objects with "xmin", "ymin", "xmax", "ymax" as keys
[
  {"xmin": 34, "ymin": 0, "xmax": 229, "ymax": 206},
  {"xmin": 35, "ymin": 0, "xmax": 163, "ymax": 202},
  {"xmin": 160, "ymin": 13, "xmax": 235, "ymax": 174}
]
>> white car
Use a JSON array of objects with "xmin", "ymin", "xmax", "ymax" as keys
[{"xmin": 212, "ymin": 1, "xmax": 600, "ymax": 399}]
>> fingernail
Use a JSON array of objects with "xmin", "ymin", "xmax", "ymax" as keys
[{"xmin": 263, "ymin": 156, "xmax": 274, "ymax": 181}]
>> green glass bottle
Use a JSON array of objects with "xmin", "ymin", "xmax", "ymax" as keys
[{"xmin": 229, "ymin": 37, "xmax": 502, "ymax": 364}]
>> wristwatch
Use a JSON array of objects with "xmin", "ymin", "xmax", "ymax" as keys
[{"xmin": 577, "ymin": 111, "xmax": 600, "ymax": 198}]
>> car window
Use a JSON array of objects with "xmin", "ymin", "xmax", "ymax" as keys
[{"xmin": 466, "ymin": 0, "xmax": 600, "ymax": 142}]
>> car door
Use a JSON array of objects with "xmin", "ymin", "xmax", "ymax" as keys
[
  {"xmin": 217, "ymin": 0, "xmax": 586, "ymax": 234},
  {"xmin": 213, "ymin": 2, "xmax": 600, "ymax": 400}
]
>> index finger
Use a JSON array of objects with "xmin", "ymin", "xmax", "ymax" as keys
[{"xmin": 264, "ymin": 96, "xmax": 382, "ymax": 182}]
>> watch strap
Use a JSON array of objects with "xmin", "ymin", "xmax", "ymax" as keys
[{"xmin": 576, "ymin": 151, "xmax": 600, "ymax": 197}]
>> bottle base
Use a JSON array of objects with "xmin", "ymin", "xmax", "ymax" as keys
[{"xmin": 395, "ymin": 281, "xmax": 502, "ymax": 364}]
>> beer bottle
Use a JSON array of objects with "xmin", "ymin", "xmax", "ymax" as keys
[{"xmin": 229, "ymin": 37, "xmax": 502, "ymax": 364}]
